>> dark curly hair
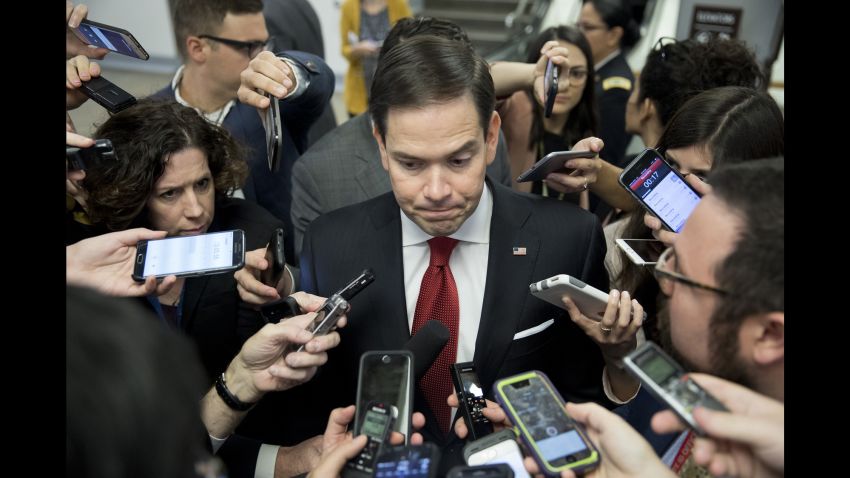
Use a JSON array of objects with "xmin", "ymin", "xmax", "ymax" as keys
[
  {"xmin": 524, "ymin": 25, "xmax": 597, "ymax": 151},
  {"xmin": 639, "ymin": 36, "xmax": 766, "ymax": 128},
  {"xmin": 84, "ymin": 98, "xmax": 248, "ymax": 231}
]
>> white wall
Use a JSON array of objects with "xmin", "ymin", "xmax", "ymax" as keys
[{"xmin": 310, "ymin": 0, "xmax": 347, "ymax": 87}]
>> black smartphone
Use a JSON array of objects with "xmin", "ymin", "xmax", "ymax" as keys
[
  {"xmin": 260, "ymin": 228, "xmax": 286, "ymax": 287},
  {"xmin": 618, "ymin": 148, "xmax": 702, "ymax": 233},
  {"xmin": 343, "ymin": 401, "xmax": 397, "ymax": 478},
  {"xmin": 543, "ymin": 59, "xmax": 558, "ymax": 118},
  {"xmin": 132, "ymin": 230, "xmax": 245, "ymax": 281},
  {"xmin": 71, "ymin": 18, "xmax": 150, "ymax": 60},
  {"xmin": 66, "ymin": 139, "xmax": 116, "ymax": 171},
  {"xmin": 463, "ymin": 429, "xmax": 530, "ymax": 478},
  {"xmin": 355, "ymin": 351, "xmax": 414, "ymax": 444},
  {"xmin": 622, "ymin": 342, "xmax": 727, "ymax": 436},
  {"xmin": 373, "ymin": 443, "xmax": 440, "ymax": 478},
  {"xmin": 447, "ymin": 464, "xmax": 514, "ymax": 478},
  {"xmin": 80, "ymin": 76, "xmax": 137, "ymax": 114},
  {"xmin": 450, "ymin": 362, "xmax": 494, "ymax": 441},
  {"xmin": 494, "ymin": 371, "xmax": 599, "ymax": 475},
  {"xmin": 265, "ymin": 93, "xmax": 282, "ymax": 172},
  {"xmin": 516, "ymin": 150, "xmax": 596, "ymax": 183}
]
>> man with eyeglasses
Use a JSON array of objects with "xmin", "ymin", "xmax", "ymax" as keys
[{"xmin": 154, "ymin": 0, "xmax": 334, "ymax": 267}]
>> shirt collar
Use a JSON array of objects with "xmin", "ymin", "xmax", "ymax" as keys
[
  {"xmin": 400, "ymin": 183, "xmax": 493, "ymax": 246},
  {"xmin": 171, "ymin": 65, "xmax": 235, "ymax": 126},
  {"xmin": 595, "ymin": 49, "xmax": 622, "ymax": 70}
]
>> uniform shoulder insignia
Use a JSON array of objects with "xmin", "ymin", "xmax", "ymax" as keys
[{"xmin": 602, "ymin": 76, "xmax": 632, "ymax": 91}]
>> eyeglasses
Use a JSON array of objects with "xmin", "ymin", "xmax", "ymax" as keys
[
  {"xmin": 652, "ymin": 37, "xmax": 677, "ymax": 61},
  {"xmin": 654, "ymin": 247, "xmax": 729, "ymax": 296},
  {"xmin": 563, "ymin": 67, "xmax": 589, "ymax": 84},
  {"xmin": 199, "ymin": 34, "xmax": 271, "ymax": 59},
  {"xmin": 656, "ymin": 148, "xmax": 709, "ymax": 183},
  {"xmin": 577, "ymin": 21, "xmax": 608, "ymax": 33}
]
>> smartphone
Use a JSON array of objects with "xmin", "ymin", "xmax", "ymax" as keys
[
  {"xmin": 494, "ymin": 371, "xmax": 599, "ymax": 476},
  {"xmin": 265, "ymin": 93, "xmax": 282, "ymax": 172},
  {"xmin": 529, "ymin": 274, "xmax": 610, "ymax": 322},
  {"xmin": 66, "ymin": 139, "xmax": 116, "ymax": 171},
  {"xmin": 447, "ymin": 464, "xmax": 514, "ymax": 478},
  {"xmin": 615, "ymin": 238, "xmax": 665, "ymax": 266},
  {"xmin": 71, "ymin": 19, "xmax": 150, "ymax": 60},
  {"xmin": 260, "ymin": 228, "xmax": 286, "ymax": 287},
  {"xmin": 450, "ymin": 362, "xmax": 494, "ymax": 441},
  {"xmin": 132, "ymin": 230, "xmax": 245, "ymax": 281},
  {"xmin": 463, "ymin": 429, "xmax": 530, "ymax": 478},
  {"xmin": 343, "ymin": 402, "xmax": 397, "ymax": 477},
  {"xmin": 618, "ymin": 148, "xmax": 702, "ymax": 233},
  {"xmin": 355, "ymin": 351, "xmax": 414, "ymax": 445},
  {"xmin": 622, "ymin": 342, "xmax": 727, "ymax": 436},
  {"xmin": 543, "ymin": 59, "xmax": 558, "ymax": 118},
  {"xmin": 80, "ymin": 76, "xmax": 137, "ymax": 114},
  {"xmin": 516, "ymin": 150, "xmax": 596, "ymax": 183},
  {"xmin": 374, "ymin": 443, "xmax": 440, "ymax": 478}
]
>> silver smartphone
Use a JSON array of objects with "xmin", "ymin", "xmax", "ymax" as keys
[
  {"xmin": 463, "ymin": 429, "xmax": 530, "ymax": 478},
  {"xmin": 131, "ymin": 230, "xmax": 245, "ymax": 281},
  {"xmin": 516, "ymin": 150, "xmax": 596, "ymax": 183},
  {"xmin": 615, "ymin": 238, "xmax": 665, "ymax": 266},
  {"xmin": 71, "ymin": 19, "xmax": 149, "ymax": 60},
  {"xmin": 623, "ymin": 342, "xmax": 727, "ymax": 435},
  {"xmin": 265, "ymin": 93, "xmax": 282, "ymax": 172},
  {"xmin": 354, "ymin": 351, "xmax": 414, "ymax": 443}
]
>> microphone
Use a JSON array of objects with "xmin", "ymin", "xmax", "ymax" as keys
[{"xmin": 404, "ymin": 320, "xmax": 450, "ymax": 379}]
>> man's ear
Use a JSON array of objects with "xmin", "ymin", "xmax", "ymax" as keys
[
  {"xmin": 744, "ymin": 312, "xmax": 785, "ymax": 366},
  {"xmin": 485, "ymin": 111, "xmax": 501, "ymax": 166},
  {"xmin": 186, "ymin": 36, "xmax": 208, "ymax": 63},
  {"xmin": 372, "ymin": 122, "xmax": 390, "ymax": 172}
]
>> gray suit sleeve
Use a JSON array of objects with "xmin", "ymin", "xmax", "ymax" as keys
[{"xmin": 291, "ymin": 159, "xmax": 324, "ymax": 262}]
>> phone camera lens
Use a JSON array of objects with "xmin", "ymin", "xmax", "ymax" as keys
[{"xmin": 381, "ymin": 355, "xmax": 391, "ymax": 364}]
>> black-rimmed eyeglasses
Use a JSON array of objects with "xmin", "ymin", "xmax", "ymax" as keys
[
  {"xmin": 199, "ymin": 35, "xmax": 271, "ymax": 59},
  {"xmin": 654, "ymin": 247, "xmax": 729, "ymax": 296}
]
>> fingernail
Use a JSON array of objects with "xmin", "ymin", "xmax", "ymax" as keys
[{"xmin": 274, "ymin": 86, "xmax": 286, "ymax": 96}]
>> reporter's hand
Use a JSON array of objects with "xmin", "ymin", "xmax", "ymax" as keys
[
  {"xmin": 562, "ymin": 290, "xmax": 643, "ymax": 360},
  {"xmin": 66, "ymin": 1, "xmax": 109, "ymax": 59},
  {"xmin": 309, "ymin": 434, "xmax": 367, "ymax": 478},
  {"xmin": 66, "ymin": 228, "xmax": 178, "ymax": 297},
  {"xmin": 532, "ymin": 40, "xmax": 571, "ymax": 105},
  {"xmin": 66, "ymin": 130, "xmax": 94, "ymax": 208},
  {"xmin": 523, "ymin": 402, "xmax": 675, "ymax": 478},
  {"xmin": 448, "ymin": 394, "xmax": 512, "ymax": 439},
  {"xmin": 651, "ymin": 374, "xmax": 784, "ymax": 478},
  {"xmin": 234, "ymin": 247, "xmax": 293, "ymax": 305},
  {"xmin": 237, "ymin": 51, "xmax": 297, "ymax": 109},
  {"xmin": 544, "ymin": 136, "xmax": 604, "ymax": 194},
  {"xmin": 67, "ymin": 55, "xmax": 101, "ymax": 110}
]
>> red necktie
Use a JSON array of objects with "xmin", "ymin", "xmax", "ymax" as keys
[{"xmin": 411, "ymin": 236, "xmax": 460, "ymax": 436}]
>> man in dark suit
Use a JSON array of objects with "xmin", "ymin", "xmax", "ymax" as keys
[
  {"xmin": 291, "ymin": 35, "xmax": 641, "ymax": 473},
  {"xmin": 156, "ymin": 0, "xmax": 334, "ymax": 264}
]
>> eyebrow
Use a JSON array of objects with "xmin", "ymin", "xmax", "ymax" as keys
[
  {"xmin": 155, "ymin": 174, "xmax": 211, "ymax": 193},
  {"xmin": 390, "ymin": 139, "xmax": 480, "ymax": 161}
]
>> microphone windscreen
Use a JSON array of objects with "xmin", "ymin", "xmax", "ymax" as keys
[{"xmin": 404, "ymin": 320, "xmax": 450, "ymax": 379}]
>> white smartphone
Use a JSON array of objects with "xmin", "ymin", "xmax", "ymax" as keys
[
  {"xmin": 132, "ymin": 230, "xmax": 245, "ymax": 281},
  {"xmin": 463, "ymin": 429, "xmax": 531, "ymax": 478},
  {"xmin": 615, "ymin": 238, "xmax": 665, "ymax": 266},
  {"xmin": 530, "ymin": 274, "xmax": 613, "ymax": 321}
]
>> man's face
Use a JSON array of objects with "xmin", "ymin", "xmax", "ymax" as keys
[
  {"xmin": 660, "ymin": 196, "xmax": 741, "ymax": 373},
  {"xmin": 146, "ymin": 147, "xmax": 215, "ymax": 237},
  {"xmin": 374, "ymin": 95, "xmax": 499, "ymax": 237},
  {"xmin": 205, "ymin": 12, "xmax": 268, "ymax": 96}
]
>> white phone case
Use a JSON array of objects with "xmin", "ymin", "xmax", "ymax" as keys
[{"xmin": 529, "ymin": 274, "xmax": 609, "ymax": 321}]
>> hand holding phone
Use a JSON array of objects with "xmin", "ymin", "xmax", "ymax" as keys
[
  {"xmin": 132, "ymin": 230, "xmax": 245, "ymax": 281},
  {"xmin": 450, "ymin": 362, "xmax": 494, "ymax": 441},
  {"xmin": 355, "ymin": 351, "xmax": 414, "ymax": 445},
  {"xmin": 543, "ymin": 59, "xmax": 558, "ymax": 118},
  {"xmin": 516, "ymin": 150, "xmax": 596, "ymax": 183},
  {"xmin": 265, "ymin": 93, "xmax": 282, "ymax": 172},
  {"xmin": 66, "ymin": 139, "xmax": 116, "ymax": 171},
  {"xmin": 260, "ymin": 228, "xmax": 286, "ymax": 287},
  {"xmin": 343, "ymin": 402, "xmax": 397, "ymax": 477},
  {"xmin": 71, "ymin": 19, "xmax": 150, "ymax": 60},
  {"xmin": 619, "ymin": 148, "xmax": 702, "ymax": 233}
]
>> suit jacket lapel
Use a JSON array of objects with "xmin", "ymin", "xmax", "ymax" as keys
[{"xmin": 474, "ymin": 182, "xmax": 540, "ymax": 388}]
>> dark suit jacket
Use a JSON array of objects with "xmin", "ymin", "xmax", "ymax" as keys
[
  {"xmin": 263, "ymin": 0, "xmax": 337, "ymax": 145},
  {"xmin": 282, "ymin": 180, "xmax": 611, "ymax": 472},
  {"xmin": 290, "ymin": 113, "xmax": 515, "ymax": 260},
  {"xmin": 152, "ymin": 51, "xmax": 334, "ymax": 263}
]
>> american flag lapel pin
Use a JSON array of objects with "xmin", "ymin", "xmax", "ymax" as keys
[{"xmin": 512, "ymin": 246, "xmax": 527, "ymax": 256}]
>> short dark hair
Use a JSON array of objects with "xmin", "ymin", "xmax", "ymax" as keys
[
  {"xmin": 171, "ymin": 0, "xmax": 263, "ymax": 60},
  {"xmin": 67, "ymin": 286, "xmax": 207, "ymax": 478},
  {"xmin": 707, "ymin": 158, "xmax": 784, "ymax": 385},
  {"xmin": 524, "ymin": 25, "xmax": 597, "ymax": 150},
  {"xmin": 639, "ymin": 37, "xmax": 766, "ymax": 127},
  {"xmin": 584, "ymin": 0, "xmax": 640, "ymax": 48},
  {"xmin": 657, "ymin": 86, "xmax": 784, "ymax": 165},
  {"xmin": 85, "ymin": 98, "xmax": 248, "ymax": 231},
  {"xmin": 379, "ymin": 16, "xmax": 472, "ymax": 61},
  {"xmin": 369, "ymin": 35, "xmax": 495, "ymax": 140}
]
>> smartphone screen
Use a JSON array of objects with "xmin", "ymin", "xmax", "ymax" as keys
[
  {"xmin": 356, "ymin": 352, "xmax": 413, "ymax": 442},
  {"xmin": 374, "ymin": 445, "xmax": 436, "ymax": 478},
  {"xmin": 467, "ymin": 438, "xmax": 530, "ymax": 478},
  {"xmin": 72, "ymin": 20, "xmax": 149, "ymax": 60},
  {"xmin": 622, "ymin": 150, "xmax": 700, "ymax": 232},
  {"xmin": 139, "ymin": 230, "xmax": 242, "ymax": 278},
  {"xmin": 616, "ymin": 238, "xmax": 665, "ymax": 265},
  {"xmin": 502, "ymin": 376, "xmax": 593, "ymax": 468}
]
